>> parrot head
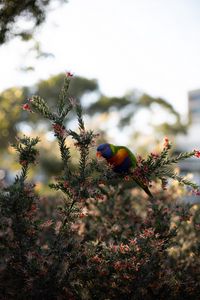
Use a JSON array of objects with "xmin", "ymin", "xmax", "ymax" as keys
[{"xmin": 96, "ymin": 143, "xmax": 113, "ymax": 159}]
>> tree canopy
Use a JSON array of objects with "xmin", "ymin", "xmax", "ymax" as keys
[
  {"xmin": 0, "ymin": 73, "xmax": 188, "ymax": 150},
  {"xmin": 0, "ymin": 0, "xmax": 67, "ymax": 44},
  {"xmin": 0, "ymin": 74, "xmax": 99, "ymax": 148}
]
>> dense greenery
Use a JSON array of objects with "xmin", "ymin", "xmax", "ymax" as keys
[{"xmin": 1, "ymin": 75, "xmax": 200, "ymax": 299}]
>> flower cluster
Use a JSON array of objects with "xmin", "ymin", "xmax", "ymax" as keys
[
  {"xmin": 163, "ymin": 136, "xmax": 171, "ymax": 149},
  {"xmin": 52, "ymin": 123, "xmax": 68, "ymax": 138},
  {"xmin": 132, "ymin": 161, "xmax": 151, "ymax": 187},
  {"xmin": 1, "ymin": 75, "xmax": 200, "ymax": 300},
  {"xmin": 128, "ymin": 137, "xmax": 200, "ymax": 194}
]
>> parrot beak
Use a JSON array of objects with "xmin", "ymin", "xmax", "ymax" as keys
[{"xmin": 96, "ymin": 151, "xmax": 102, "ymax": 158}]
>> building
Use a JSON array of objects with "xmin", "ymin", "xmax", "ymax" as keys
[
  {"xmin": 176, "ymin": 89, "xmax": 200, "ymax": 202},
  {"xmin": 188, "ymin": 89, "xmax": 200, "ymax": 124}
]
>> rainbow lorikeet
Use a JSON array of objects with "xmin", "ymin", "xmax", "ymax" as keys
[{"xmin": 96, "ymin": 143, "xmax": 153, "ymax": 198}]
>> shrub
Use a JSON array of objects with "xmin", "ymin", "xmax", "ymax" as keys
[{"xmin": 1, "ymin": 73, "xmax": 200, "ymax": 299}]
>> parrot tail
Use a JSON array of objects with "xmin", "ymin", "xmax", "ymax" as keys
[{"xmin": 133, "ymin": 177, "xmax": 154, "ymax": 199}]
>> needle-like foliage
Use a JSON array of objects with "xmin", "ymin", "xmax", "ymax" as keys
[{"xmin": 1, "ymin": 74, "xmax": 200, "ymax": 299}]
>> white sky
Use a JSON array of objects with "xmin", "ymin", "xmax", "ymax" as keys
[{"xmin": 1, "ymin": 0, "xmax": 200, "ymax": 117}]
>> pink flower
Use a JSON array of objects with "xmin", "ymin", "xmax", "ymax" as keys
[
  {"xmin": 63, "ymin": 181, "xmax": 69, "ymax": 188},
  {"xmin": 91, "ymin": 255, "xmax": 102, "ymax": 263},
  {"xmin": 129, "ymin": 238, "xmax": 137, "ymax": 246},
  {"xmin": 136, "ymin": 155, "xmax": 143, "ymax": 164},
  {"xmin": 139, "ymin": 228, "xmax": 155, "ymax": 239},
  {"xmin": 194, "ymin": 150, "xmax": 200, "ymax": 158},
  {"xmin": 119, "ymin": 243, "xmax": 130, "ymax": 253},
  {"xmin": 163, "ymin": 136, "xmax": 170, "ymax": 149},
  {"xmin": 20, "ymin": 160, "xmax": 28, "ymax": 166},
  {"xmin": 113, "ymin": 261, "xmax": 124, "ymax": 271},
  {"xmin": 66, "ymin": 71, "xmax": 73, "ymax": 77},
  {"xmin": 192, "ymin": 189, "xmax": 200, "ymax": 196},
  {"xmin": 79, "ymin": 212, "xmax": 86, "ymax": 218},
  {"xmin": 40, "ymin": 220, "xmax": 53, "ymax": 229},
  {"xmin": 110, "ymin": 245, "xmax": 118, "ymax": 252},
  {"xmin": 22, "ymin": 103, "xmax": 32, "ymax": 112},
  {"xmin": 132, "ymin": 166, "xmax": 150, "ymax": 186},
  {"xmin": 151, "ymin": 152, "xmax": 159, "ymax": 159},
  {"xmin": 52, "ymin": 123, "xmax": 68, "ymax": 138}
]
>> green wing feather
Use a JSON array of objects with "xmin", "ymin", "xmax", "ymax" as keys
[
  {"xmin": 109, "ymin": 144, "xmax": 136, "ymax": 167},
  {"xmin": 123, "ymin": 146, "xmax": 137, "ymax": 167},
  {"xmin": 109, "ymin": 143, "xmax": 117, "ymax": 155}
]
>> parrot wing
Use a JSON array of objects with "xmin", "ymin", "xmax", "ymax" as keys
[
  {"xmin": 124, "ymin": 146, "xmax": 137, "ymax": 167},
  {"xmin": 109, "ymin": 144, "xmax": 153, "ymax": 198},
  {"xmin": 115, "ymin": 146, "xmax": 137, "ymax": 168}
]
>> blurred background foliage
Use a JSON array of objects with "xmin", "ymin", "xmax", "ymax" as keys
[
  {"xmin": 0, "ymin": 73, "xmax": 188, "ymax": 184},
  {"xmin": 0, "ymin": 0, "xmax": 190, "ymax": 182},
  {"xmin": 0, "ymin": 0, "xmax": 68, "ymax": 45}
]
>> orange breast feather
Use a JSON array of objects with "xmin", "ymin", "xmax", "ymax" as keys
[{"xmin": 107, "ymin": 148, "xmax": 129, "ymax": 166}]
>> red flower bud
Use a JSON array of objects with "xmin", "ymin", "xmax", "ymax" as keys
[
  {"xmin": 66, "ymin": 71, "xmax": 73, "ymax": 77},
  {"xmin": 194, "ymin": 150, "xmax": 200, "ymax": 158},
  {"xmin": 192, "ymin": 189, "xmax": 200, "ymax": 196},
  {"xmin": 22, "ymin": 103, "xmax": 32, "ymax": 112},
  {"xmin": 79, "ymin": 213, "xmax": 86, "ymax": 218}
]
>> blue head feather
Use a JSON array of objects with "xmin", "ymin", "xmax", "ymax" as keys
[{"xmin": 97, "ymin": 143, "xmax": 113, "ymax": 159}]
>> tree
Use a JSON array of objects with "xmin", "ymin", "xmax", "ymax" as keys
[
  {"xmin": 0, "ymin": 86, "xmax": 29, "ymax": 148},
  {"xmin": 0, "ymin": 73, "xmax": 187, "ymax": 150},
  {"xmin": 0, "ymin": 74, "xmax": 99, "ymax": 149},
  {"xmin": 87, "ymin": 91, "xmax": 188, "ymax": 137},
  {"xmin": 0, "ymin": 0, "xmax": 67, "ymax": 45},
  {"xmin": 36, "ymin": 73, "xmax": 99, "ymax": 105}
]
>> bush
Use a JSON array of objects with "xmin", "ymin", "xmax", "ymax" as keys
[{"xmin": 1, "ymin": 73, "xmax": 200, "ymax": 299}]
